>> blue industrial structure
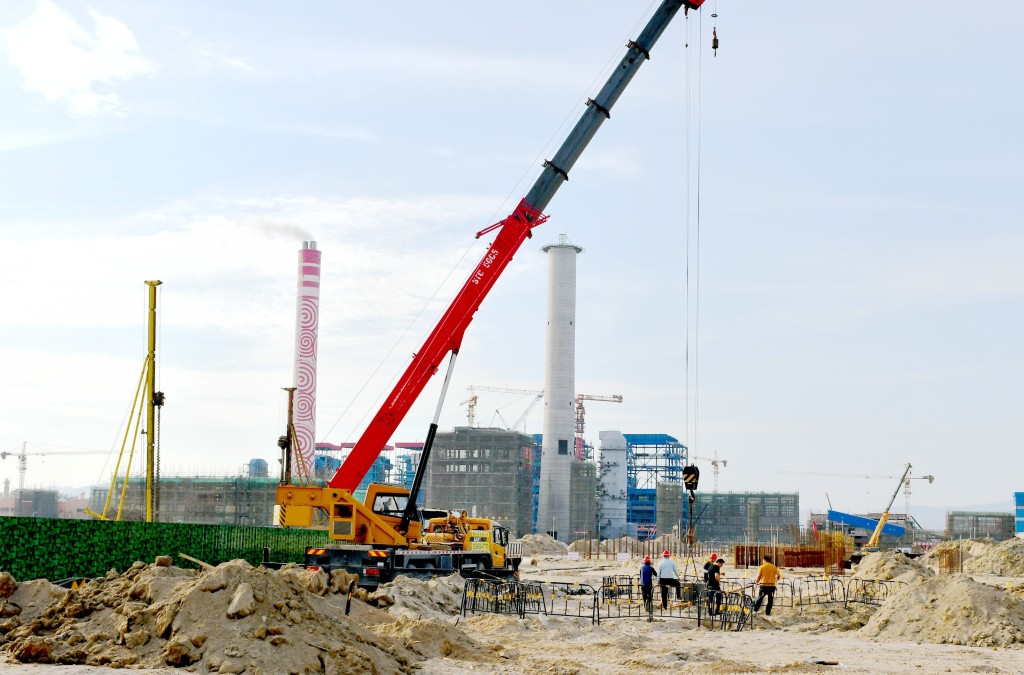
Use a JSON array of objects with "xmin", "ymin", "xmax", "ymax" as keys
[
  {"xmin": 625, "ymin": 433, "xmax": 687, "ymax": 538},
  {"xmin": 827, "ymin": 509, "xmax": 905, "ymax": 537},
  {"xmin": 1016, "ymin": 492, "xmax": 1024, "ymax": 537}
]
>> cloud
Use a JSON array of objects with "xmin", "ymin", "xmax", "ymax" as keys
[
  {"xmin": 0, "ymin": 193, "xmax": 498, "ymax": 334},
  {"xmin": 0, "ymin": 0, "xmax": 153, "ymax": 116},
  {"xmin": 191, "ymin": 45, "xmax": 254, "ymax": 73}
]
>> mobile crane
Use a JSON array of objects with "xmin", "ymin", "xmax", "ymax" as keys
[
  {"xmin": 863, "ymin": 463, "xmax": 914, "ymax": 552},
  {"xmin": 275, "ymin": 0, "xmax": 707, "ymax": 588}
]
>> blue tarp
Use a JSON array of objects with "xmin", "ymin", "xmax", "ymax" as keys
[{"xmin": 827, "ymin": 509, "xmax": 905, "ymax": 537}]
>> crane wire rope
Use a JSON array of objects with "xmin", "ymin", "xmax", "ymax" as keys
[
  {"xmin": 684, "ymin": 9, "xmax": 692, "ymax": 449},
  {"xmin": 320, "ymin": 4, "xmax": 666, "ymax": 452},
  {"xmin": 693, "ymin": 7, "xmax": 704, "ymax": 456}
]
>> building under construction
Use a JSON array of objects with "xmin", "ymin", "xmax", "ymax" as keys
[
  {"xmin": 674, "ymin": 491, "xmax": 800, "ymax": 544},
  {"xmin": 88, "ymin": 473, "xmax": 283, "ymax": 526},
  {"xmin": 626, "ymin": 434, "xmax": 686, "ymax": 537},
  {"xmin": 422, "ymin": 427, "xmax": 534, "ymax": 537},
  {"xmin": 946, "ymin": 511, "xmax": 1015, "ymax": 540}
]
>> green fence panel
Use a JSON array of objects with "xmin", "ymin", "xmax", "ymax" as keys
[{"xmin": 0, "ymin": 517, "xmax": 335, "ymax": 582}]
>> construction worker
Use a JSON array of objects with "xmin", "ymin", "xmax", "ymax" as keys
[
  {"xmin": 753, "ymin": 554, "xmax": 783, "ymax": 615},
  {"xmin": 639, "ymin": 555, "xmax": 657, "ymax": 612},
  {"xmin": 706, "ymin": 558, "xmax": 724, "ymax": 616},
  {"xmin": 702, "ymin": 552, "xmax": 718, "ymax": 582},
  {"xmin": 657, "ymin": 550, "xmax": 680, "ymax": 609}
]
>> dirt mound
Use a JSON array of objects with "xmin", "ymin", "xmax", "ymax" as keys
[
  {"xmin": 851, "ymin": 551, "xmax": 934, "ymax": 583},
  {"xmin": 567, "ymin": 535, "xmax": 636, "ymax": 555},
  {"xmin": 922, "ymin": 538, "xmax": 993, "ymax": 563},
  {"xmin": 371, "ymin": 616, "xmax": 499, "ymax": 664},
  {"xmin": 862, "ymin": 574, "xmax": 1024, "ymax": 646},
  {"xmin": 0, "ymin": 558, "xmax": 417, "ymax": 673},
  {"xmin": 374, "ymin": 573, "xmax": 464, "ymax": 620},
  {"xmin": 962, "ymin": 537, "xmax": 1024, "ymax": 576},
  {"xmin": 4, "ymin": 579, "xmax": 68, "ymax": 624},
  {"xmin": 518, "ymin": 534, "xmax": 569, "ymax": 557}
]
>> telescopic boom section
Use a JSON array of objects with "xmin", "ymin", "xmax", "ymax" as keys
[{"xmin": 329, "ymin": 0, "xmax": 703, "ymax": 492}]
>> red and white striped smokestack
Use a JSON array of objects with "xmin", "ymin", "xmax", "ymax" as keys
[{"xmin": 292, "ymin": 241, "xmax": 320, "ymax": 478}]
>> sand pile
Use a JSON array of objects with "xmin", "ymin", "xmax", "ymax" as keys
[
  {"xmin": 0, "ymin": 558, "xmax": 417, "ymax": 674},
  {"xmin": 862, "ymin": 573, "xmax": 1024, "ymax": 647},
  {"xmin": 567, "ymin": 535, "xmax": 638, "ymax": 555},
  {"xmin": 371, "ymin": 616, "xmax": 502, "ymax": 664},
  {"xmin": 372, "ymin": 573, "xmax": 464, "ymax": 621},
  {"xmin": 518, "ymin": 533, "xmax": 569, "ymax": 556},
  {"xmin": 923, "ymin": 538, "xmax": 992, "ymax": 563},
  {"xmin": 851, "ymin": 551, "xmax": 934, "ymax": 583},
  {"xmin": 962, "ymin": 537, "xmax": 1024, "ymax": 576}
]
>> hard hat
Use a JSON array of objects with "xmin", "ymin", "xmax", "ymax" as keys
[
  {"xmin": 663, "ymin": 550, "xmax": 671, "ymax": 557},
  {"xmin": 644, "ymin": 555, "xmax": 651, "ymax": 563}
]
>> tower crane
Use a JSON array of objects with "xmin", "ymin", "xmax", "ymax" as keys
[
  {"xmin": 1, "ymin": 442, "xmax": 112, "ymax": 492},
  {"xmin": 459, "ymin": 395, "xmax": 478, "ymax": 427},
  {"xmin": 574, "ymin": 394, "xmax": 623, "ymax": 459},
  {"xmin": 691, "ymin": 450, "xmax": 727, "ymax": 492},
  {"xmin": 777, "ymin": 468, "xmax": 935, "ymax": 524},
  {"xmin": 465, "ymin": 386, "xmax": 545, "ymax": 430}
]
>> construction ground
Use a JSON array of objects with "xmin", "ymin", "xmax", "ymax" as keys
[{"xmin": 1, "ymin": 535, "xmax": 1023, "ymax": 674}]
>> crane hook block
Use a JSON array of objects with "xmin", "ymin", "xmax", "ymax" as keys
[
  {"xmin": 683, "ymin": 464, "xmax": 700, "ymax": 491},
  {"xmin": 712, "ymin": 29, "xmax": 719, "ymax": 56}
]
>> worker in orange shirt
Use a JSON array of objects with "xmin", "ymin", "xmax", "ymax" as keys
[{"xmin": 753, "ymin": 554, "xmax": 783, "ymax": 615}]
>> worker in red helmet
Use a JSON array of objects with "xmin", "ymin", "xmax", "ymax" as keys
[
  {"xmin": 702, "ymin": 552, "xmax": 718, "ymax": 583},
  {"xmin": 658, "ymin": 550, "xmax": 681, "ymax": 609},
  {"xmin": 639, "ymin": 555, "xmax": 657, "ymax": 613}
]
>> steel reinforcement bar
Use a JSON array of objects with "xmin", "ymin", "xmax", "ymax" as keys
[
  {"xmin": 795, "ymin": 576, "xmax": 848, "ymax": 612},
  {"xmin": 845, "ymin": 578, "xmax": 907, "ymax": 607}
]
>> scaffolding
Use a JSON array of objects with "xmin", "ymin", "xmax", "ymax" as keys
[
  {"xmin": 682, "ymin": 492, "xmax": 800, "ymax": 544},
  {"xmin": 423, "ymin": 427, "xmax": 534, "ymax": 537},
  {"xmin": 569, "ymin": 462, "xmax": 597, "ymax": 539},
  {"xmin": 624, "ymin": 434, "xmax": 686, "ymax": 537},
  {"xmin": 88, "ymin": 475, "xmax": 287, "ymax": 526},
  {"xmin": 946, "ymin": 511, "xmax": 1015, "ymax": 540}
]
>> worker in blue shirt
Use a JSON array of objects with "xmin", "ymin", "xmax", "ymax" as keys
[{"xmin": 639, "ymin": 555, "xmax": 657, "ymax": 612}]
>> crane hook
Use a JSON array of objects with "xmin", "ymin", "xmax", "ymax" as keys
[{"xmin": 712, "ymin": 28, "xmax": 719, "ymax": 56}]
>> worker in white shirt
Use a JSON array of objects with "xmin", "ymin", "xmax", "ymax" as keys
[{"xmin": 657, "ymin": 550, "xmax": 681, "ymax": 609}]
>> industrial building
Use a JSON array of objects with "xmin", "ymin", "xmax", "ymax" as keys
[
  {"xmin": 946, "ymin": 511, "xmax": 1016, "ymax": 541},
  {"xmin": 1018, "ymin": 492, "xmax": 1024, "ymax": 538},
  {"xmin": 422, "ymin": 427, "xmax": 534, "ymax": 537},
  {"xmin": 2, "ymin": 489, "xmax": 59, "ymax": 518},
  {"xmin": 625, "ymin": 433, "xmax": 686, "ymax": 536},
  {"xmin": 597, "ymin": 431, "xmax": 628, "ymax": 539},
  {"xmin": 569, "ymin": 461, "xmax": 597, "ymax": 540}
]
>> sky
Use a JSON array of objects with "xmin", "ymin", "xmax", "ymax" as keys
[{"xmin": 1, "ymin": 1, "xmax": 1021, "ymax": 522}]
